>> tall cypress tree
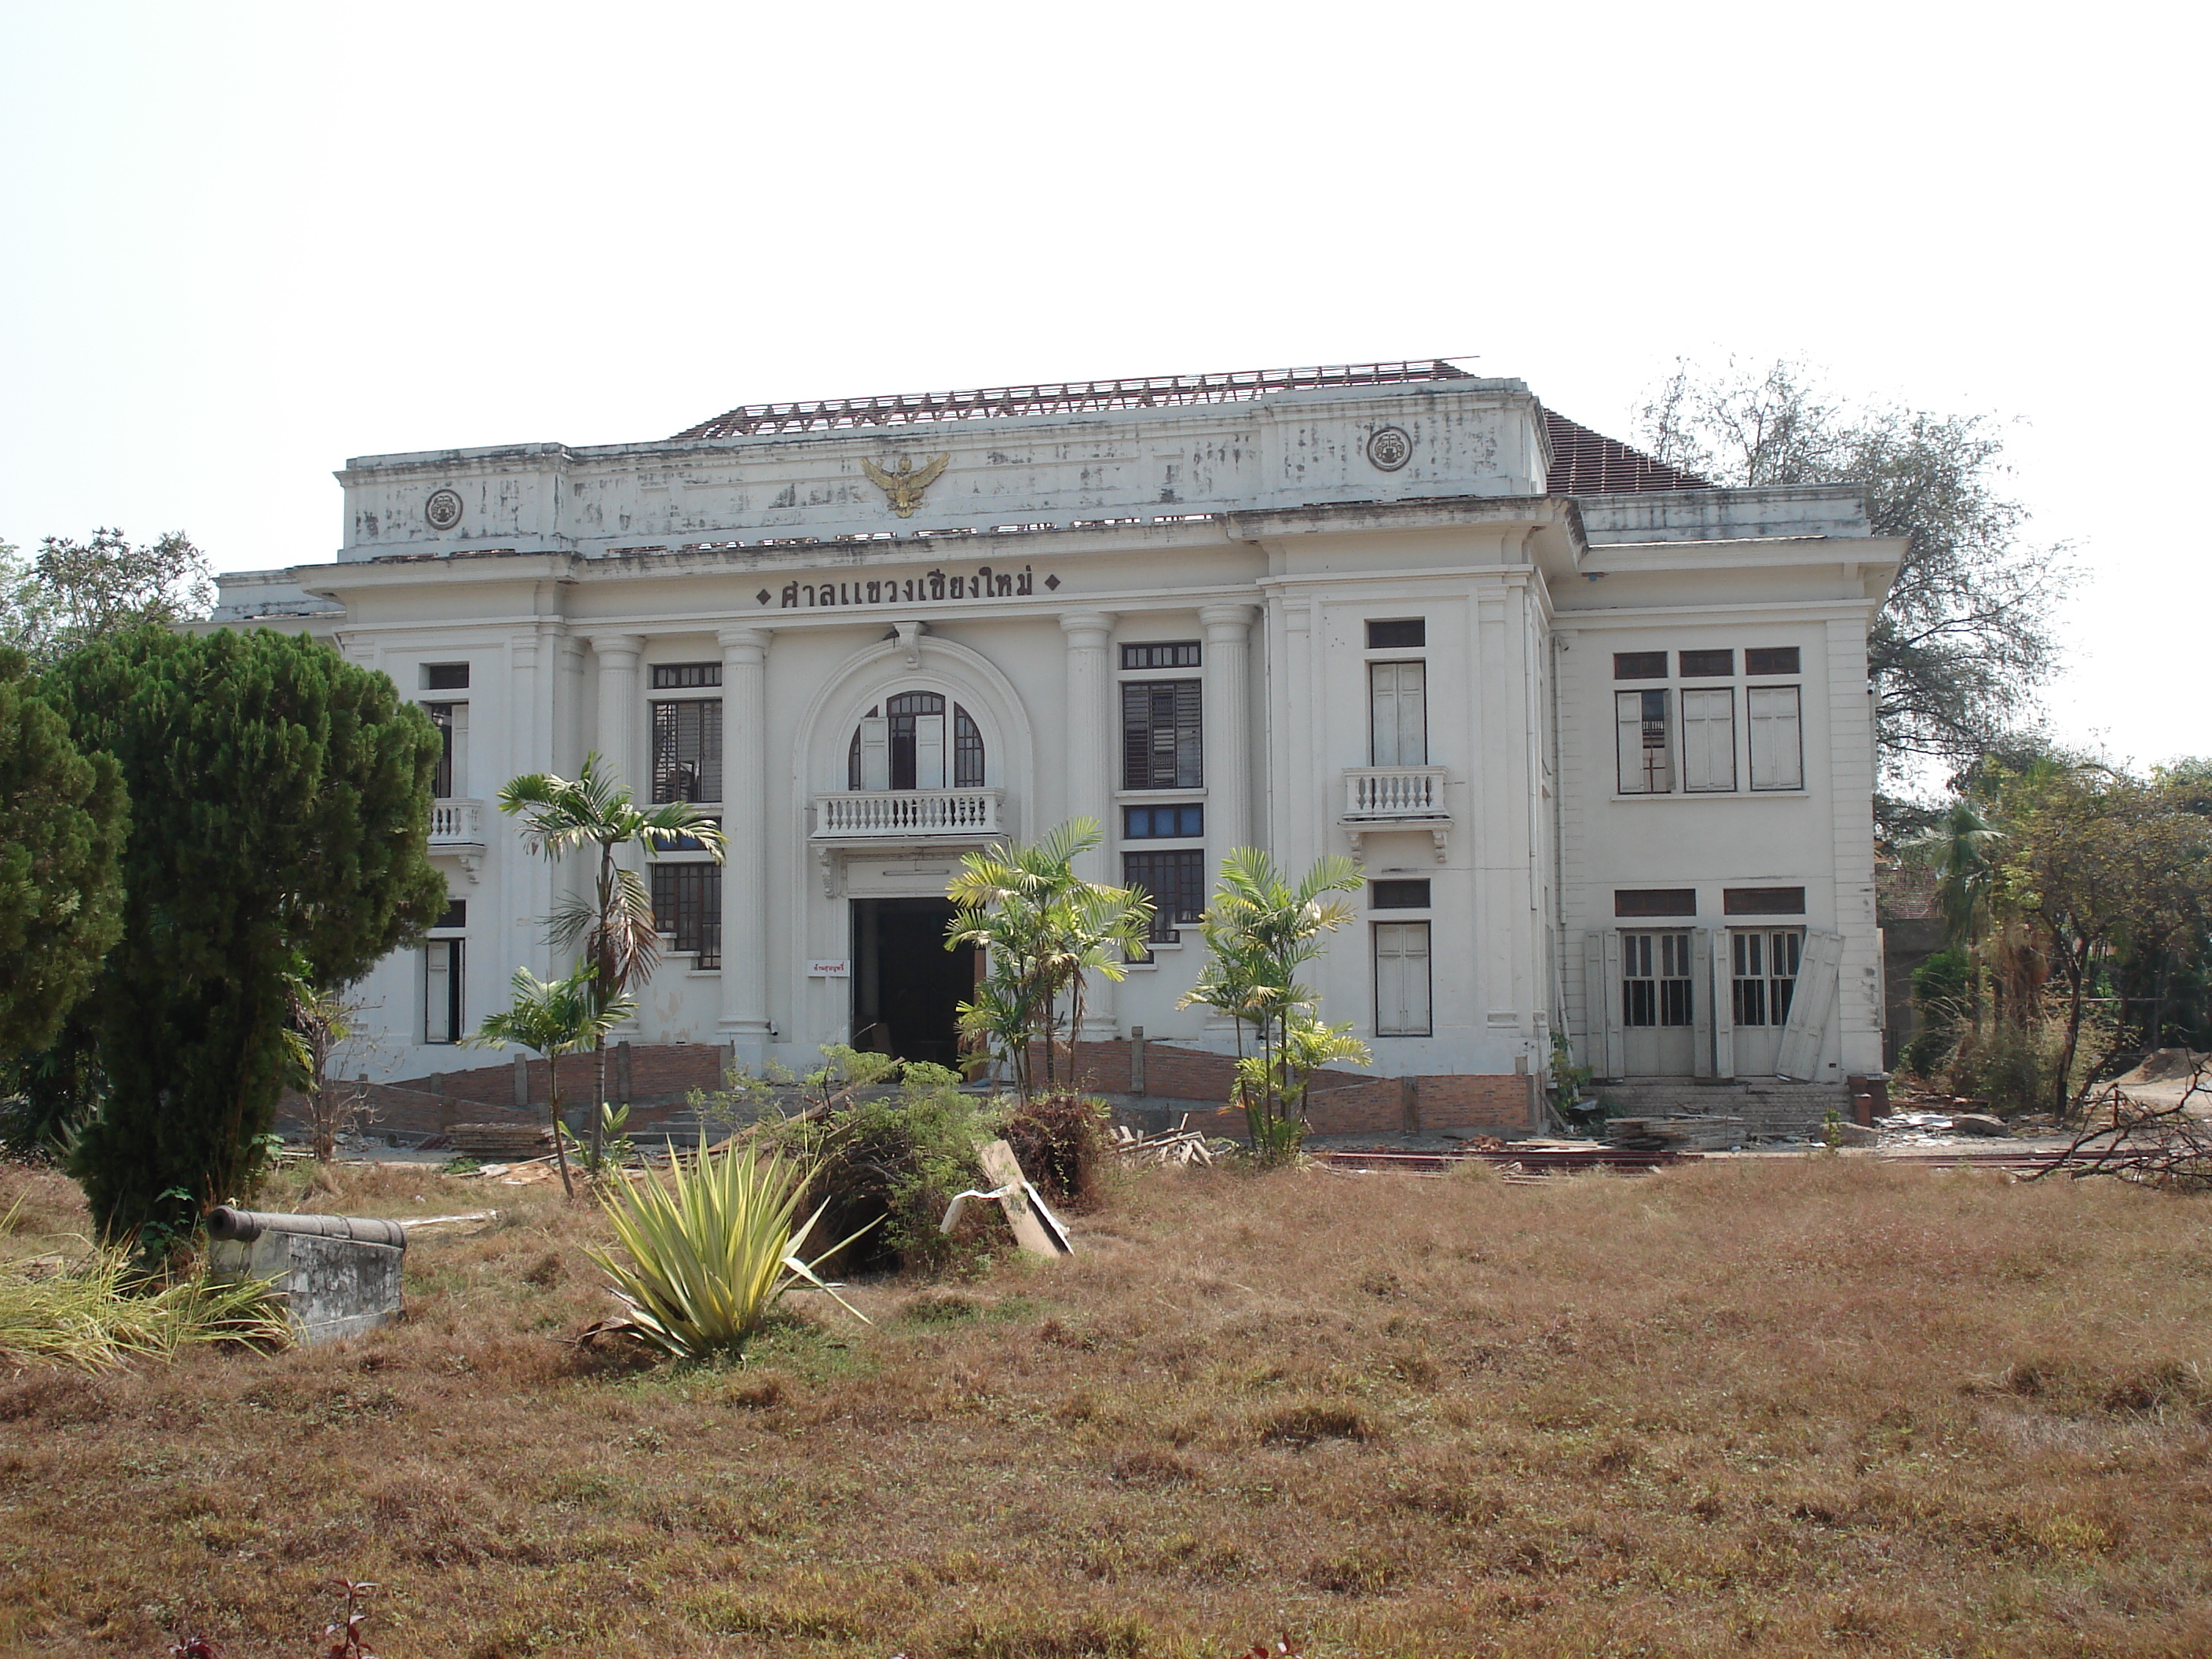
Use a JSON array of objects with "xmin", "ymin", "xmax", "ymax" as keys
[
  {"xmin": 43, "ymin": 627, "xmax": 445, "ymax": 1239},
  {"xmin": 0, "ymin": 647, "xmax": 126, "ymax": 1053}
]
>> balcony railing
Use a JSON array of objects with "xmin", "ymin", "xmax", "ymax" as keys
[
  {"xmin": 814, "ymin": 787, "xmax": 1004, "ymax": 840},
  {"xmin": 1342, "ymin": 767, "xmax": 1449, "ymax": 819},
  {"xmin": 429, "ymin": 799, "xmax": 485, "ymax": 844}
]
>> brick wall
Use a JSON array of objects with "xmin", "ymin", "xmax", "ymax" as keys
[{"xmin": 1024, "ymin": 1038, "xmax": 1539, "ymax": 1133}]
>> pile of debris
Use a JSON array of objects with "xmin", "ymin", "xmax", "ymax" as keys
[
  {"xmin": 1111, "ymin": 1126, "xmax": 1223, "ymax": 1168},
  {"xmin": 1877, "ymin": 1108, "xmax": 2009, "ymax": 1144},
  {"xmin": 1603, "ymin": 1116, "xmax": 1745, "ymax": 1152}
]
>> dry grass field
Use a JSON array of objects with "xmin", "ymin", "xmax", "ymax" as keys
[{"xmin": 5, "ymin": 1152, "xmax": 2212, "ymax": 1657}]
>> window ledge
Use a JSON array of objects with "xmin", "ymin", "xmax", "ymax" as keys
[
  {"xmin": 1611, "ymin": 789, "xmax": 1810, "ymax": 802},
  {"xmin": 1114, "ymin": 788, "xmax": 1207, "ymax": 801}
]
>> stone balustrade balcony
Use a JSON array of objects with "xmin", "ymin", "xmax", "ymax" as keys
[
  {"xmin": 1339, "ymin": 767, "xmax": 1452, "ymax": 861},
  {"xmin": 813, "ymin": 787, "xmax": 1005, "ymax": 840},
  {"xmin": 428, "ymin": 799, "xmax": 485, "ymax": 845}
]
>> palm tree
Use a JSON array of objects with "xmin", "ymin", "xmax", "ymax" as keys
[
  {"xmin": 946, "ymin": 819, "xmax": 1152, "ymax": 1102},
  {"xmin": 467, "ymin": 965, "xmax": 636, "ymax": 1199},
  {"xmin": 499, "ymin": 755, "xmax": 725, "ymax": 1156},
  {"xmin": 1180, "ymin": 849, "xmax": 1368, "ymax": 1163}
]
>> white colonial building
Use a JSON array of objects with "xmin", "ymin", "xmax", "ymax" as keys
[{"xmin": 211, "ymin": 361, "xmax": 1900, "ymax": 1117}]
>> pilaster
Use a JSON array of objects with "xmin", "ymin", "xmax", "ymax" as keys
[
  {"xmin": 719, "ymin": 625, "xmax": 773, "ymax": 1067},
  {"xmin": 1060, "ymin": 610, "xmax": 1119, "ymax": 1038}
]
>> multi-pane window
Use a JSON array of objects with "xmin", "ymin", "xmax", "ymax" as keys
[
  {"xmin": 1745, "ymin": 646, "xmax": 1800, "ymax": 676},
  {"xmin": 1679, "ymin": 649, "xmax": 1734, "ymax": 677},
  {"xmin": 1374, "ymin": 921, "xmax": 1433, "ymax": 1036},
  {"xmin": 651, "ymin": 698, "xmax": 722, "ymax": 803},
  {"xmin": 1120, "ymin": 641, "xmax": 1200, "ymax": 670},
  {"xmin": 1123, "ymin": 804, "xmax": 1203, "ymax": 839},
  {"xmin": 424, "ymin": 702, "xmax": 466, "ymax": 798},
  {"xmin": 1123, "ymin": 849, "xmax": 1206, "ymax": 944},
  {"xmin": 1616, "ymin": 690, "xmax": 1672, "ymax": 793},
  {"xmin": 1731, "ymin": 929, "xmax": 1801, "ymax": 1026},
  {"xmin": 1680, "ymin": 687, "xmax": 1737, "ymax": 793},
  {"xmin": 1621, "ymin": 932, "xmax": 1694, "ymax": 1028},
  {"xmin": 1748, "ymin": 686, "xmax": 1804, "ymax": 790},
  {"xmin": 1122, "ymin": 680, "xmax": 1203, "ymax": 789},
  {"xmin": 651, "ymin": 662, "xmax": 722, "ymax": 690},
  {"xmin": 848, "ymin": 694, "xmax": 984, "ymax": 789},
  {"xmin": 1369, "ymin": 661, "xmax": 1427, "ymax": 766},
  {"xmin": 423, "ymin": 938, "xmax": 463, "ymax": 1044},
  {"xmin": 423, "ymin": 663, "xmax": 470, "ymax": 690},
  {"xmin": 651, "ymin": 863, "xmax": 722, "ymax": 969}
]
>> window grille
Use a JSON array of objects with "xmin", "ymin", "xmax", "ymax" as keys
[
  {"xmin": 1679, "ymin": 649, "xmax": 1734, "ymax": 677},
  {"xmin": 1614, "ymin": 888, "xmax": 1695, "ymax": 917},
  {"xmin": 1745, "ymin": 646, "xmax": 1800, "ymax": 676},
  {"xmin": 423, "ymin": 663, "xmax": 469, "ymax": 690},
  {"xmin": 1123, "ymin": 848, "xmax": 1206, "ymax": 943},
  {"xmin": 1122, "ymin": 680, "xmax": 1203, "ymax": 790},
  {"xmin": 651, "ymin": 699, "xmax": 722, "ymax": 803},
  {"xmin": 1613, "ymin": 651, "xmax": 1666, "ymax": 680},
  {"xmin": 651, "ymin": 863, "xmax": 723, "ymax": 968}
]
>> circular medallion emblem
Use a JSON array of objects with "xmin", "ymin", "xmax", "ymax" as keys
[
  {"xmin": 1365, "ymin": 427, "xmax": 1412, "ymax": 471},
  {"xmin": 424, "ymin": 488, "xmax": 463, "ymax": 530}
]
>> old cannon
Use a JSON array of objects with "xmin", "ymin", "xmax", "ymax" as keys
[{"xmin": 204, "ymin": 1206, "xmax": 409, "ymax": 1346}]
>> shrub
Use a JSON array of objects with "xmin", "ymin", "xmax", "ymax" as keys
[
  {"xmin": 1005, "ymin": 1090, "xmax": 1109, "ymax": 1207},
  {"xmin": 588, "ymin": 1139, "xmax": 869, "ymax": 1361},
  {"xmin": 764, "ymin": 1060, "xmax": 1005, "ymax": 1276}
]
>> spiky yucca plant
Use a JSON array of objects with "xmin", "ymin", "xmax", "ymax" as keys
[{"xmin": 588, "ymin": 1140, "xmax": 871, "ymax": 1360}]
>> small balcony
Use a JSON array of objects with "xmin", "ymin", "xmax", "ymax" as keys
[
  {"xmin": 1339, "ymin": 767, "xmax": 1451, "ymax": 862},
  {"xmin": 813, "ymin": 787, "xmax": 1005, "ymax": 840},
  {"xmin": 428, "ymin": 799, "xmax": 486, "ymax": 846}
]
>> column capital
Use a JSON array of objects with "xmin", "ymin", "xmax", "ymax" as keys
[
  {"xmin": 1059, "ymin": 610, "xmax": 1116, "ymax": 647},
  {"xmin": 587, "ymin": 632, "xmax": 646, "ymax": 665},
  {"xmin": 1199, "ymin": 602, "xmax": 1258, "ymax": 637},
  {"xmin": 718, "ymin": 624, "xmax": 772, "ymax": 661}
]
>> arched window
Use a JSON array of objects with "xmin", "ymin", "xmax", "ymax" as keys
[{"xmin": 848, "ymin": 694, "xmax": 985, "ymax": 789}]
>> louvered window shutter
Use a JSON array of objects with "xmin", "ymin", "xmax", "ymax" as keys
[
  {"xmin": 858, "ymin": 717, "xmax": 890, "ymax": 790},
  {"xmin": 914, "ymin": 714, "xmax": 947, "ymax": 789},
  {"xmin": 1681, "ymin": 688, "xmax": 1736, "ymax": 793},
  {"xmin": 1749, "ymin": 687, "xmax": 1804, "ymax": 790},
  {"xmin": 1616, "ymin": 692, "xmax": 1647, "ymax": 793}
]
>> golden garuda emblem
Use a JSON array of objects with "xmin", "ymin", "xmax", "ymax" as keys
[{"xmin": 861, "ymin": 452, "xmax": 950, "ymax": 518}]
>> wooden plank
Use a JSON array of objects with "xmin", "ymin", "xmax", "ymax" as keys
[{"xmin": 977, "ymin": 1140, "xmax": 1071, "ymax": 1256}]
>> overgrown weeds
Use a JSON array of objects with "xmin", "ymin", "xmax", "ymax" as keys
[
  {"xmin": 0, "ymin": 1216, "xmax": 288, "ymax": 1372},
  {"xmin": 5, "ymin": 1155, "xmax": 2212, "ymax": 1654}
]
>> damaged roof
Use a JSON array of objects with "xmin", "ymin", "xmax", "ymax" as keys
[{"xmin": 672, "ymin": 358, "xmax": 1709, "ymax": 498}]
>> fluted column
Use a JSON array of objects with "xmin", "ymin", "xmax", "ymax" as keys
[
  {"xmin": 588, "ymin": 634, "xmax": 646, "ymax": 793},
  {"xmin": 719, "ymin": 625, "xmax": 772, "ymax": 1067},
  {"xmin": 1200, "ymin": 603, "xmax": 1256, "ymax": 858},
  {"xmin": 1060, "ymin": 610, "xmax": 1119, "ymax": 1040}
]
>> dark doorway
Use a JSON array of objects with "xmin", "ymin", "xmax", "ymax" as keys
[{"xmin": 851, "ymin": 898, "xmax": 976, "ymax": 1069}]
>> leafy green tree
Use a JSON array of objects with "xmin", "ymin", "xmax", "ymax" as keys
[
  {"xmin": 0, "ymin": 529, "xmax": 213, "ymax": 665},
  {"xmin": 1179, "ymin": 849, "xmax": 1369, "ymax": 1163},
  {"xmin": 1638, "ymin": 359, "xmax": 2070, "ymax": 829},
  {"xmin": 0, "ymin": 648, "xmax": 126, "ymax": 1057},
  {"xmin": 1995, "ymin": 767, "xmax": 2212, "ymax": 1118},
  {"xmin": 946, "ymin": 819, "xmax": 1152, "ymax": 1103},
  {"xmin": 497, "ymin": 755, "xmax": 725, "ymax": 1156},
  {"xmin": 467, "ymin": 964, "xmax": 635, "ymax": 1199},
  {"xmin": 42, "ymin": 627, "xmax": 446, "ymax": 1240}
]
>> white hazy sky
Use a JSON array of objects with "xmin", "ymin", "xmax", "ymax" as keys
[{"xmin": 2, "ymin": 2, "xmax": 2203, "ymax": 767}]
